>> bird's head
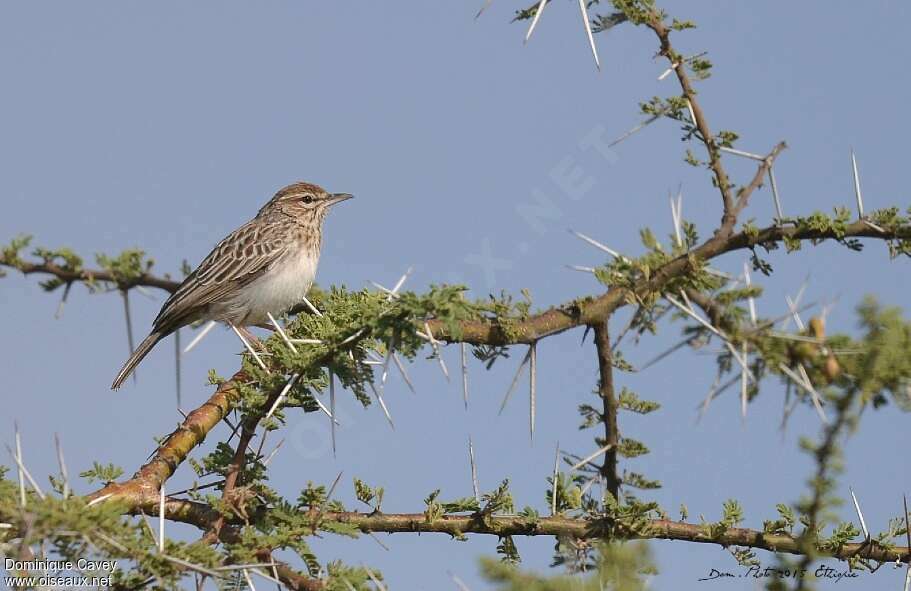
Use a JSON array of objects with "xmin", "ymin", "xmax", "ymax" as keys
[{"xmin": 259, "ymin": 181, "xmax": 353, "ymax": 221}]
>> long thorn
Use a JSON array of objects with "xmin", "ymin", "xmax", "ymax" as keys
[
  {"xmin": 461, "ymin": 343, "xmax": 469, "ymax": 410},
  {"xmin": 368, "ymin": 381, "xmax": 395, "ymax": 430},
  {"xmin": 468, "ymin": 436, "xmax": 480, "ymax": 503},
  {"xmin": 768, "ymin": 165, "xmax": 784, "ymax": 222},
  {"xmin": 569, "ymin": 229, "xmax": 622, "ymax": 258},
  {"xmin": 14, "ymin": 423, "xmax": 25, "ymax": 506},
  {"xmin": 301, "ymin": 295, "xmax": 323, "ymax": 317},
  {"xmin": 54, "ymin": 433, "xmax": 70, "ymax": 499},
  {"xmin": 740, "ymin": 342, "xmax": 749, "ymax": 419},
  {"xmin": 7, "ymin": 443, "xmax": 44, "ymax": 500},
  {"xmin": 55, "ymin": 282, "xmax": 72, "ymax": 319},
  {"xmin": 122, "ymin": 290, "xmax": 137, "ymax": 383},
  {"xmin": 474, "ymin": 0, "xmax": 494, "ymax": 19},
  {"xmin": 849, "ymin": 487, "xmax": 870, "ymax": 541},
  {"xmin": 498, "ymin": 348, "xmax": 531, "ymax": 415},
  {"xmin": 265, "ymin": 374, "xmax": 300, "ymax": 420},
  {"xmin": 423, "ymin": 322, "xmax": 450, "ymax": 381},
  {"xmin": 392, "ymin": 353, "xmax": 416, "ymax": 395},
  {"xmin": 718, "ymin": 146, "xmax": 766, "ymax": 161},
  {"xmin": 524, "ymin": 0, "xmax": 548, "ymax": 43},
  {"xmin": 183, "ymin": 320, "xmax": 216, "ymax": 354},
  {"xmin": 743, "ymin": 261, "xmax": 757, "ymax": 325},
  {"xmin": 159, "ymin": 484, "xmax": 166, "ymax": 553},
  {"xmin": 267, "ymin": 312, "xmax": 298, "ymax": 354},
  {"xmin": 551, "ymin": 441, "xmax": 560, "ymax": 515},
  {"xmin": 569, "ymin": 444, "xmax": 614, "ymax": 472},
  {"xmin": 578, "ymin": 0, "xmax": 600, "ymax": 70},
  {"xmin": 329, "ymin": 371, "xmax": 337, "ymax": 456},
  {"xmin": 851, "ymin": 149, "xmax": 864, "ymax": 218},
  {"xmin": 609, "ymin": 113, "xmax": 662, "ymax": 147},
  {"xmin": 231, "ymin": 324, "xmax": 267, "ymax": 370},
  {"xmin": 529, "ymin": 342, "xmax": 537, "ymax": 442}
]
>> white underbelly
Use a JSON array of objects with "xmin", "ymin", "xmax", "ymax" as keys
[{"xmin": 212, "ymin": 254, "xmax": 319, "ymax": 325}]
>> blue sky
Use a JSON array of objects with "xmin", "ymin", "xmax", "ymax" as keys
[{"xmin": 1, "ymin": 2, "xmax": 909, "ymax": 589}]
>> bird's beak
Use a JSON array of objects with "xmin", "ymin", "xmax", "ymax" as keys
[{"xmin": 328, "ymin": 193, "xmax": 354, "ymax": 206}]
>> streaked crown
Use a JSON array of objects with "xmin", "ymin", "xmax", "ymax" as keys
[{"xmin": 258, "ymin": 181, "xmax": 353, "ymax": 218}]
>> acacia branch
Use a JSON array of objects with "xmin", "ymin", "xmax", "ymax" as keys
[
  {"xmin": 115, "ymin": 496, "xmax": 911, "ymax": 568},
  {"xmin": 646, "ymin": 14, "xmax": 735, "ymax": 227},
  {"xmin": 592, "ymin": 320, "xmax": 620, "ymax": 499}
]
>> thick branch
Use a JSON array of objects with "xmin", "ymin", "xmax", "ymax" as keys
[
  {"xmin": 87, "ymin": 370, "xmax": 246, "ymax": 503},
  {"xmin": 119, "ymin": 497, "xmax": 911, "ymax": 567}
]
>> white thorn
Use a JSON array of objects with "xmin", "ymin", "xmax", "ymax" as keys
[
  {"xmin": 743, "ymin": 261, "xmax": 757, "ymax": 325},
  {"xmin": 686, "ymin": 99, "xmax": 697, "ymax": 126},
  {"xmin": 578, "ymin": 0, "xmax": 600, "ymax": 70},
  {"xmin": 718, "ymin": 146, "xmax": 766, "ymax": 161},
  {"xmin": 329, "ymin": 371, "xmax": 337, "ymax": 456},
  {"xmin": 392, "ymin": 353, "xmax": 416, "ymax": 395},
  {"xmin": 14, "ymin": 423, "xmax": 25, "ymax": 507},
  {"xmin": 785, "ymin": 295, "xmax": 806, "ymax": 331},
  {"xmin": 657, "ymin": 64, "xmax": 676, "ymax": 80},
  {"xmin": 566, "ymin": 264, "xmax": 596, "ymax": 274},
  {"xmin": 86, "ymin": 493, "xmax": 113, "ymax": 507},
  {"xmin": 670, "ymin": 190, "xmax": 683, "ymax": 248},
  {"xmin": 768, "ymin": 165, "xmax": 784, "ymax": 222},
  {"xmin": 475, "ymin": 0, "xmax": 494, "ymax": 19},
  {"xmin": 450, "ymin": 571, "xmax": 473, "ymax": 591},
  {"xmin": 340, "ymin": 327, "xmax": 366, "ymax": 345},
  {"xmin": 609, "ymin": 113, "xmax": 662, "ymax": 148},
  {"xmin": 570, "ymin": 444, "xmax": 614, "ymax": 472},
  {"xmin": 261, "ymin": 438, "xmax": 285, "ymax": 467},
  {"xmin": 54, "ymin": 433, "xmax": 70, "ymax": 500},
  {"xmin": 569, "ymin": 229, "xmax": 622, "ymax": 259},
  {"xmin": 740, "ymin": 342, "xmax": 749, "ymax": 419},
  {"xmin": 364, "ymin": 566, "xmax": 387, "ymax": 591},
  {"xmin": 231, "ymin": 325, "xmax": 268, "ymax": 371},
  {"xmin": 243, "ymin": 569, "xmax": 258, "ymax": 591},
  {"xmin": 551, "ymin": 441, "xmax": 560, "ymax": 515},
  {"xmin": 369, "ymin": 381, "xmax": 395, "ymax": 430},
  {"xmin": 265, "ymin": 374, "xmax": 300, "ymax": 420},
  {"xmin": 849, "ymin": 486, "xmax": 870, "ymax": 541},
  {"xmin": 290, "ymin": 338, "xmax": 324, "ymax": 345},
  {"xmin": 422, "ymin": 322, "xmax": 450, "ymax": 381},
  {"xmin": 851, "ymin": 149, "xmax": 865, "ymax": 218},
  {"xmin": 461, "ymin": 343, "xmax": 469, "ymax": 410},
  {"xmin": 777, "ymin": 363, "xmax": 828, "ymax": 424},
  {"xmin": 524, "ymin": 0, "xmax": 548, "ymax": 43},
  {"xmin": 390, "ymin": 266, "xmax": 413, "ymax": 297},
  {"xmin": 267, "ymin": 312, "xmax": 298, "ymax": 354},
  {"xmin": 301, "ymin": 294, "xmax": 323, "ymax": 317},
  {"xmin": 498, "ymin": 347, "xmax": 532, "ymax": 415},
  {"xmin": 468, "ymin": 436, "xmax": 480, "ymax": 503},
  {"xmin": 183, "ymin": 320, "xmax": 216, "ymax": 354},
  {"xmin": 6, "ymin": 442, "xmax": 44, "ymax": 501},
  {"xmin": 158, "ymin": 484, "xmax": 166, "ymax": 553},
  {"xmin": 529, "ymin": 343, "xmax": 537, "ymax": 442}
]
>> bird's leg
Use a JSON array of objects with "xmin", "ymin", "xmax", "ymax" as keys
[{"xmin": 235, "ymin": 326, "xmax": 264, "ymax": 349}]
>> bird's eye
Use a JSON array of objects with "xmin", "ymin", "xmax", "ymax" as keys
[{"xmin": 302, "ymin": 194, "xmax": 314, "ymax": 204}]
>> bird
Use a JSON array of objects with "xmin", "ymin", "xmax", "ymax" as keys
[{"xmin": 111, "ymin": 181, "xmax": 353, "ymax": 390}]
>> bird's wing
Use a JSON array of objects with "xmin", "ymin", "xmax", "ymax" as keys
[{"xmin": 152, "ymin": 217, "xmax": 292, "ymax": 332}]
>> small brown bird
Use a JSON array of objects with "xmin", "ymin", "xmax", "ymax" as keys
[{"xmin": 111, "ymin": 182, "xmax": 352, "ymax": 389}]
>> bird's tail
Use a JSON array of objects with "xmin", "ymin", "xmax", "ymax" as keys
[{"xmin": 111, "ymin": 331, "xmax": 164, "ymax": 390}]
